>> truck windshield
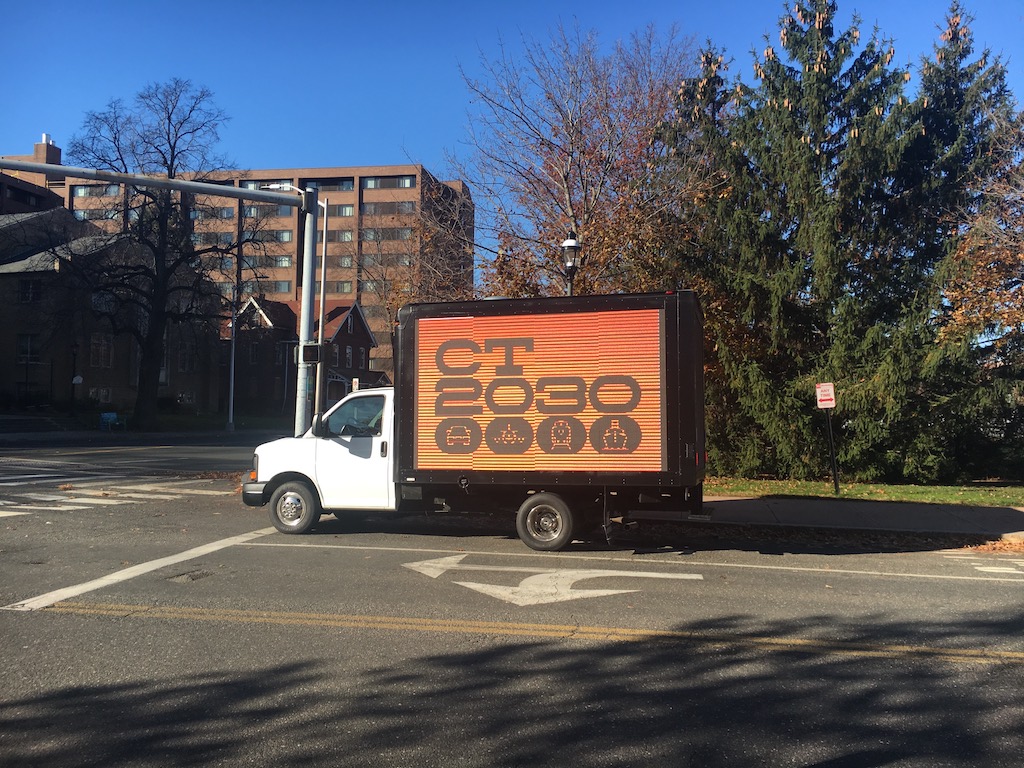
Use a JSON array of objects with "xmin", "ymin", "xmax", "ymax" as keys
[{"xmin": 326, "ymin": 395, "xmax": 385, "ymax": 437}]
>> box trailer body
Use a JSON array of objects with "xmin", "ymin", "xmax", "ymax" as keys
[{"xmin": 243, "ymin": 291, "xmax": 705, "ymax": 550}]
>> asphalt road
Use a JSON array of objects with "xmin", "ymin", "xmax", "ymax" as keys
[
  {"xmin": 2, "ymin": 454, "xmax": 1024, "ymax": 766},
  {"xmin": 2, "ymin": 434, "xmax": 266, "ymax": 476}
]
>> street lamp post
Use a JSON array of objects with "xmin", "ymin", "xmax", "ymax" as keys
[
  {"xmin": 314, "ymin": 197, "xmax": 328, "ymax": 414},
  {"xmin": 561, "ymin": 231, "xmax": 582, "ymax": 296},
  {"xmin": 264, "ymin": 183, "xmax": 319, "ymax": 436},
  {"xmin": 225, "ymin": 202, "xmax": 245, "ymax": 432},
  {"xmin": 70, "ymin": 343, "xmax": 78, "ymax": 416}
]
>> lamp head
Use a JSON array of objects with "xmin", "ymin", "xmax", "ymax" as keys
[{"xmin": 561, "ymin": 231, "xmax": 581, "ymax": 272}]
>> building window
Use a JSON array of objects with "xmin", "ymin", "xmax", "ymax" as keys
[
  {"xmin": 361, "ymin": 201, "xmax": 416, "ymax": 215},
  {"xmin": 361, "ymin": 175, "xmax": 416, "ymax": 190},
  {"xmin": 331, "ymin": 345, "xmax": 339, "ymax": 366},
  {"xmin": 335, "ymin": 281, "xmax": 353, "ymax": 293},
  {"xmin": 72, "ymin": 184, "xmax": 119, "ymax": 197},
  {"xmin": 244, "ymin": 254, "xmax": 293, "ymax": 269},
  {"xmin": 191, "ymin": 206, "xmax": 235, "ymax": 220},
  {"xmin": 362, "ymin": 227, "xmax": 413, "ymax": 242},
  {"xmin": 327, "ymin": 204, "xmax": 354, "ymax": 217},
  {"xmin": 6, "ymin": 187, "xmax": 40, "ymax": 207},
  {"xmin": 18, "ymin": 279, "xmax": 42, "ymax": 303},
  {"xmin": 249, "ymin": 342, "xmax": 259, "ymax": 365},
  {"xmin": 178, "ymin": 339, "xmax": 197, "ymax": 373},
  {"xmin": 308, "ymin": 178, "xmax": 354, "ymax": 192},
  {"xmin": 243, "ymin": 204, "xmax": 292, "ymax": 218},
  {"xmin": 192, "ymin": 232, "xmax": 234, "ymax": 246},
  {"xmin": 90, "ymin": 333, "xmax": 114, "ymax": 368},
  {"xmin": 253, "ymin": 229, "xmax": 293, "ymax": 243},
  {"xmin": 267, "ymin": 281, "xmax": 291, "ymax": 294},
  {"xmin": 241, "ymin": 179, "xmax": 290, "ymax": 191},
  {"xmin": 337, "ymin": 255, "xmax": 353, "ymax": 268},
  {"xmin": 347, "ymin": 315, "xmax": 353, "ymax": 334},
  {"xmin": 360, "ymin": 347, "xmax": 366, "ymax": 368},
  {"xmin": 17, "ymin": 334, "xmax": 41, "ymax": 364},
  {"xmin": 320, "ymin": 230, "xmax": 353, "ymax": 243},
  {"xmin": 346, "ymin": 346, "xmax": 353, "ymax": 367},
  {"xmin": 73, "ymin": 207, "xmax": 119, "ymax": 221},
  {"xmin": 88, "ymin": 386, "xmax": 112, "ymax": 404}
]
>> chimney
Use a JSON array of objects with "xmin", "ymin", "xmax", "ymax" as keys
[{"xmin": 34, "ymin": 133, "xmax": 62, "ymax": 165}]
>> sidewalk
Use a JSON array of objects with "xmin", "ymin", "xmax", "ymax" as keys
[{"xmin": 702, "ymin": 495, "xmax": 1024, "ymax": 542}]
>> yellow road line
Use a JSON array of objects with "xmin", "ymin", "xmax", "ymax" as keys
[{"xmin": 45, "ymin": 601, "xmax": 1024, "ymax": 665}]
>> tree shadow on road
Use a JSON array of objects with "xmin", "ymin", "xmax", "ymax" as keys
[{"xmin": 1, "ymin": 608, "xmax": 1023, "ymax": 766}]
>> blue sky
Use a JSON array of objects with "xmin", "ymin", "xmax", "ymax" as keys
[{"xmin": 3, "ymin": 0, "xmax": 1020, "ymax": 178}]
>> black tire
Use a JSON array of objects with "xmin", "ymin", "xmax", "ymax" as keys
[
  {"xmin": 268, "ymin": 481, "xmax": 321, "ymax": 534},
  {"xmin": 516, "ymin": 492, "xmax": 575, "ymax": 551}
]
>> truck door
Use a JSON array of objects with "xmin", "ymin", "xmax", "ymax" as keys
[{"xmin": 315, "ymin": 393, "xmax": 395, "ymax": 510}]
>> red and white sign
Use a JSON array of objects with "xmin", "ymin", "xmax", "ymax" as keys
[{"xmin": 815, "ymin": 382, "xmax": 836, "ymax": 409}]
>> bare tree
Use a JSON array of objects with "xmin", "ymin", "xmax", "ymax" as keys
[
  {"xmin": 357, "ymin": 173, "xmax": 476, "ymax": 377},
  {"xmin": 64, "ymin": 78, "xmax": 238, "ymax": 429},
  {"xmin": 453, "ymin": 22, "xmax": 699, "ymax": 296}
]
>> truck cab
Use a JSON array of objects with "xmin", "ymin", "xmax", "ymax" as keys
[{"xmin": 243, "ymin": 387, "xmax": 397, "ymax": 533}]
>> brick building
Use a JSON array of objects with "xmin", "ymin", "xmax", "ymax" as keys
[
  {"xmin": 7, "ymin": 136, "xmax": 475, "ymax": 379},
  {"xmin": 1, "ymin": 135, "xmax": 474, "ymax": 418}
]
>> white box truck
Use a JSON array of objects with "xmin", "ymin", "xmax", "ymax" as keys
[{"xmin": 242, "ymin": 291, "xmax": 706, "ymax": 551}]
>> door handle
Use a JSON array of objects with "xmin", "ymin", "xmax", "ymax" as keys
[{"xmin": 380, "ymin": 441, "xmax": 388, "ymax": 457}]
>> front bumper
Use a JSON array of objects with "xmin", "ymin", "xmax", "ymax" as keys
[{"xmin": 242, "ymin": 482, "xmax": 268, "ymax": 507}]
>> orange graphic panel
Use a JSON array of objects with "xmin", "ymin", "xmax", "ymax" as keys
[{"xmin": 414, "ymin": 309, "xmax": 665, "ymax": 472}]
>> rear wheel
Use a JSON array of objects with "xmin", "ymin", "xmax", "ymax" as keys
[
  {"xmin": 269, "ymin": 481, "xmax": 321, "ymax": 534},
  {"xmin": 516, "ymin": 492, "xmax": 575, "ymax": 551}
]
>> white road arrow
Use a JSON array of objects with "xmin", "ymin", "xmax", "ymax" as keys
[{"xmin": 403, "ymin": 554, "xmax": 703, "ymax": 606}]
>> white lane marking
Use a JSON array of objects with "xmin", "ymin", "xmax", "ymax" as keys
[
  {"xmin": 62, "ymin": 497, "xmax": 137, "ymax": 506},
  {"xmin": 404, "ymin": 554, "xmax": 703, "ymax": 605},
  {"xmin": 0, "ymin": 510, "xmax": 30, "ymax": 518},
  {"xmin": 246, "ymin": 541, "xmax": 1024, "ymax": 583},
  {"xmin": 977, "ymin": 567, "xmax": 1023, "ymax": 574},
  {"xmin": 0, "ymin": 475, "xmax": 129, "ymax": 487},
  {"xmin": 107, "ymin": 484, "xmax": 231, "ymax": 496},
  {"xmin": 1, "ymin": 504, "xmax": 92, "ymax": 511},
  {"xmin": 99, "ymin": 492, "xmax": 181, "ymax": 500},
  {"xmin": 1, "ymin": 528, "xmax": 277, "ymax": 612}
]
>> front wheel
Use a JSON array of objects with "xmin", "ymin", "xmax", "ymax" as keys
[
  {"xmin": 268, "ymin": 481, "xmax": 321, "ymax": 534},
  {"xmin": 516, "ymin": 493, "xmax": 575, "ymax": 551}
]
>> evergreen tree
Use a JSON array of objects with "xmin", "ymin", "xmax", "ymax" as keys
[{"xmin": 663, "ymin": 1, "xmax": 1016, "ymax": 481}]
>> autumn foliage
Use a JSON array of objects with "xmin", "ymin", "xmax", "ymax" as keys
[{"xmin": 460, "ymin": 2, "xmax": 1023, "ymax": 483}]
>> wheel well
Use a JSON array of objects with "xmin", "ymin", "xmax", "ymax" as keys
[{"xmin": 265, "ymin": 473, "xmax": 320, "ymax": 506}]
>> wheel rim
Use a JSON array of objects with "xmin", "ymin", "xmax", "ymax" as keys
[
  {"xmin": 277, "ymin": 491, "xmax": 306, "ymax": 526},
  {"xmin": 525, "ymin": 504, "xmax": 562, "ymax": 543}
]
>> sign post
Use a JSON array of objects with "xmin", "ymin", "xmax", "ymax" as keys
[{"xmin": 816, "ymin": 383, "xmax": 840, "ymax": 495}]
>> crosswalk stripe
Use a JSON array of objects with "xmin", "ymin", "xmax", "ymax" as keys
[
  {"xmin": 3, "ymin": 504, "xmax": 93, "ymax": 511},
  {"xmin": 0, "ymin": 474, "xmax": 129, "ymax": 487},
  {"xmin": 107, "ymin": 484, "xmax": 231, "ymax": 496},
  {"xmin": 63, "ymin": 497, "xmax": 137, "ymax": 506}
]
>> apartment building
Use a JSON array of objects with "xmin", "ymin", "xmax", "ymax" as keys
[{"xmin": 6, "ymin": 137, "xmax": 475, "ymax": 378}]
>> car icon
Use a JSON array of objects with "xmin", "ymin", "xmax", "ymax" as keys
[{"xmin": 445, "ymin": 425, "xmax": 473, "ymax": 446}]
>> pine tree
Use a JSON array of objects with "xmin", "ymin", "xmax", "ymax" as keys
[{"xmin": 666, "ymin": 1, "xmax": 1019, "ymax": 482}]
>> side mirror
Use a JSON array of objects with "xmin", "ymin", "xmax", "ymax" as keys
[{"xmin": 311, "ymin": 413, "xmax": 326, "ymax": 437}]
